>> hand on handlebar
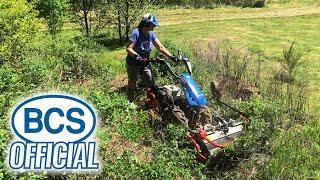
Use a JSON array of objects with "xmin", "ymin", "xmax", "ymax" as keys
[{"xmin": 136, "ymin": 55, "xmax": 147, "ymax": 63}]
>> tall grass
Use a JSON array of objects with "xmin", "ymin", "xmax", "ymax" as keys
[{"xmin": 185, "ymin": 39, "xmax": 313, "ymax": 179}]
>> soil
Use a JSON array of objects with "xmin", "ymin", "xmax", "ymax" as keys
[{"xmin": 108, "ymin": 73, "xmax": 128, "ymax": 93}]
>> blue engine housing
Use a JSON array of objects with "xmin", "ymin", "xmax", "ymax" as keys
[{"xmin": 180, "ymin": 73, "xmax": 207, "ymax": 107}]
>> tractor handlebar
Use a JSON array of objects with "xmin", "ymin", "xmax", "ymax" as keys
[{"xmin": 141, "ymin": 57, "xmax": 181, "ymax": 80}]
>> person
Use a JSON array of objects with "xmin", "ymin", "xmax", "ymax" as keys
[{"xmin": 126, "ymin": 13, "xmax": 176, "ymax": 102}]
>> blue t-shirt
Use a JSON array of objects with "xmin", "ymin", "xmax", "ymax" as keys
[{"xmin": 126, "ymin": 28, "xmax": 157, "ymax": 65}]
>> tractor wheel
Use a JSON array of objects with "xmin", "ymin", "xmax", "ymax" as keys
[{"xmin": 148, "ymin": 109, "xmax": 166, "ymax": 139}]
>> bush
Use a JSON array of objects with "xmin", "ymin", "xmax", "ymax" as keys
[
  {"xmin": 20, "ymin": 56, "xmax": 47, "ymax": 86},
  {"xmin": 193, "ymin": 39, "xmax": 263, "ymax": 100},
  {"xmin": 230, "ymin": 0, "xmax": 266, "ymax": 7},
  {"xmin": 189, "ymin": 39, "xmax": 311, "ymax": 178},
  {"xmin": 26, "ymin": 35, "xmax": 113, "ymax": 83},
  {"xmin": 60, "ymin": 37, "xmax": 112, "ymax": 82},
  {"xmin": 35, "ymin": 0, "xmax": 68, "ymax": 37},
  {"xmin": 268, "ymin": 43, "xmax": 308, "ymax": 129},
  {"xmin": 0, "ymin": 0, "xmax": 40, "ymax": 66}
]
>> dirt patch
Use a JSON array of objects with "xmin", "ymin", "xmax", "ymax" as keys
[
  {"xmin": 102, "ymin": 133, "xmax": 153, "ymax": 163},
  {"xmin": 108, "ymin": 73, "xmax": 128, "ymax": 93}
]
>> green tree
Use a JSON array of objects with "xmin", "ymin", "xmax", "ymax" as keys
[
  {"xmin": 70, "ymin": 0, "xmax": 93, "ymax": 36},
  {"xmin": 0, "ymin": 0, "xmax": 40, "ymax": 67},
  {"xmin": 113, "ymin": 0, "xmax": 150, "ymax": 44},
  {"xmin": 35, "ymin": 0, "xmax": 68, "ymax": 37},
  {"xmin": 70, "ymin": 0, "xmax": 114, "ymax": 36},
  {"xmin": 69, "ymin": 0, "xmax": 150, "ymax": 42}
]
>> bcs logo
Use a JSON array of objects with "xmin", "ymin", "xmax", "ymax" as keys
[{"xmin": 7, "ymin": 94, "xmax": 100, "ymax": 172}]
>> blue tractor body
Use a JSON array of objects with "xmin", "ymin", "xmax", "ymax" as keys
[{"xmin": 180, "ymin": 73, "xmax": 207, "ymax": 107}]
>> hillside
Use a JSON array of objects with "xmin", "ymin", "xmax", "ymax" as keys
[{"xmin": 0, "ymin": 0, "xmax": 319, "ymax": 179}]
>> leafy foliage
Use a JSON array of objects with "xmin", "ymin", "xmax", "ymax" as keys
[
  {"xmin": 102, "ymin": 124, "xmax": 205, "ymax": 179},
  {"xmin": 35, "ymin": 0, "xmax": 68, "ymax": 37},
  {"xmin": 275, "ymin": 43, "xmax": 303, "ymax": 83},
  {"xmin": 0, "ymin": 0, "xmax": 40, "ymax": 66},
  {"xmin": 0, "ymin": 1, "xmax": 317, "ymax": 179},
  {"xmin": 70, "ymin": 0, "xmax": 115, "ymax": 36},
  {"xmin": 260, "ymin": 122, "xmax": 320, "ymax": 179},
  {"xmin": 112, "ymin": 0, "xmax": 151, "ymax": 43}
]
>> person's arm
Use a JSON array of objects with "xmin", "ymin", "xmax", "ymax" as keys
[
  {"xmin": 126, "ymin": 41, "xmax": 139, "ymax": 58},
  {"xmin": 126, "ymin": 29, "xmax": 141, "ymax": 58},
  {"xmin": 153, "ymin": 39, "xmax": 173, "ymax": 58}
]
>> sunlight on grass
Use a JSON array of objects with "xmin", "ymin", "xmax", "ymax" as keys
[{"xmin": 150, "ymin": 14, "xmax": 320, "ymax": 111}]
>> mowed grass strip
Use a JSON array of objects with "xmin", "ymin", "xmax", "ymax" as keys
[{"xmin": 154, "ymin": 6, "xmax": 320, "ymax": 26}]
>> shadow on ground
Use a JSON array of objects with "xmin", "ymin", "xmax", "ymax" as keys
[{"xmin": 93, "ymin": 34, "xmax": 126, "ymax": 51}]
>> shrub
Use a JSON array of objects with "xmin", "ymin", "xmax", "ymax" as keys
[
  {"xmin": 0, "ymin": 0, "xmax": 40, "ymax": 66},
  {"xmin": 193, "ymin": 40, "xmax": 263, "ymax": 100},
  {"xmin": 275, "ymin": 43, "xmax": 303, "ymax": 83},
  {"xmin": 189, "ymin": 39, "xmax": 311, "ymax": 179},
  {"xmin": 20, "ymin": 56, "xmax": 47, "ymax": 86},
  {"xmin": 231, "ymin": 0, "xmax": 266, "ymax": 8},
  {"xmin": 35, "ymin": 0, "xmax": 68, "ymax": 37},
  {"xmin": 269, "ymin": 43, "xmax": 308, "ymax": 128},
  {"xmin": 32, "ymin": 35, "xmax": 113, "ymax": 83}
]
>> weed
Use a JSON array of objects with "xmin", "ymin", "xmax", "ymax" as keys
[{"xmin": 193, "ymin": 40, "xmax": 262, "ymax": 100}]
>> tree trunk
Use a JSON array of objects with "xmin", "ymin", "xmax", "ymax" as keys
[
  {"xmin": 117, "ymin": 4, "xmax": 122, "ymax": 45},
  {"xmin": 125, "ymin": 0, "xmax": 129, "ymax": 41},
  {"xmin": 82, "ymin": 0, "xmax": 90, "ymax": 36}
]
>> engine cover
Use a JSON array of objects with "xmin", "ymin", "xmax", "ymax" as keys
[{"xmin": 180, "ymin": 73, "xmax": 207, "ymax": 107}]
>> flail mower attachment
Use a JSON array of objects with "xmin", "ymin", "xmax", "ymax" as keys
[{"xmin": 186, "ymin": 115, "xmax": 248, "ymax": 162}]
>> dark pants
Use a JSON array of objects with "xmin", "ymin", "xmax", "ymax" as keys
[{"xmin": 126, "ymin": 63, "xmax": 153, "ymax": 102}]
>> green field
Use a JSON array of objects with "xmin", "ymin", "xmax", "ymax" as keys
[
  {"xmin": 106, "ymin": 1, "xmax": 320, "ymax": 177},
  {"xmin": 156, "ymin": 10, "xmax": 320, "ymax": 111},
  {"xmin": 1, "ymin": 0, "xmax": 320, "ymax": 179},
  {"xmin": 110, "ymin": 1, "xmax": 320, "ymax": 112}
]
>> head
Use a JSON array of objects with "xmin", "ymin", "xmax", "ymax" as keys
[{"xmin": 138, "ymin": 13, "xmax": 159, "ymax": 32}]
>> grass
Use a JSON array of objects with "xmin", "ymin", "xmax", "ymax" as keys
[
  {"xmin": 154, "ymin": 6, "xmax": 320, "ymax": 26},
  {"xmin": 1, "ymin": 0, "xmax": 319, "ymax": 178},
  {"xmin": 106, "ymin": 2, "xmax": 320, "ymax": 178},
  {"xmin": 112, "ymin": 3, "xmax": 320, "ymax": 112},
  {"xmin": 269, "ymin": 0, "xmax": 320, "ymax": 7},
  {"xmin": 143, "ymin": 2, "xmax": 315, "ymax": 112}
]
